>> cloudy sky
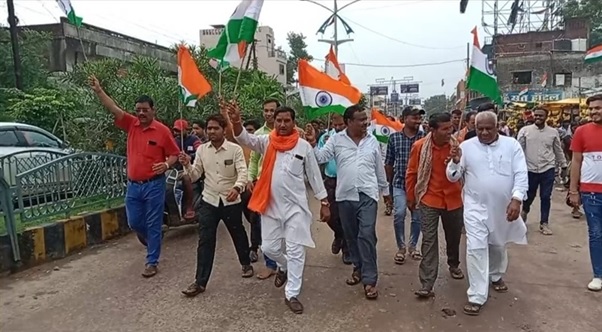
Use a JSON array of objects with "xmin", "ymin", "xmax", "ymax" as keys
[{"xmin": 6, "ymin": 0, "xmax": 484, "ymax": 99}]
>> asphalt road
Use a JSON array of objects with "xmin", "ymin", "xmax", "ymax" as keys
[{"xmin": 1, "ymin": 190, "xmax": 600, "ymax": 332}]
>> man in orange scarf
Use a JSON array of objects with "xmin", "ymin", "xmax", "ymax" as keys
[{"xmin": 225, "ymin": 101, "xmax": 330, "ymax": 315}]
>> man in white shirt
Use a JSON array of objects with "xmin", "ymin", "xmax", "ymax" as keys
[
  {"xmin": 179, "ymin": 114, "xmax": 253, "ymax": 297},
  {"xmin": 306, "ymin": 105, "xmax": 391, "ymax": 301},
  {"xmin": 226, "ymin": 101, "xmax": 330, "ymax": 315},
  {"xmin": 446, "ymin": 111, "xmax": 528, "ymax": 316}
]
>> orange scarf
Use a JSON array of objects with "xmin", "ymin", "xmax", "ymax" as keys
[{"xmin": 248, "ymin": 129, "xmax": 300, "ymax": 214}]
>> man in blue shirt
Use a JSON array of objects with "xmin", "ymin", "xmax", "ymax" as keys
[
  {"xmin": 318, "ymin": 113, "xmax": 351, "ymax": 264},
  {"xmin": 385, "ymin": 107, "xmax": 425, "ymax": 264}
]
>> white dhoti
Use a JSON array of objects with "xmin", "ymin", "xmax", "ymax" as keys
[{"xmin": 466, "ymin": 244, "xmax": 509, "ymax": 305}]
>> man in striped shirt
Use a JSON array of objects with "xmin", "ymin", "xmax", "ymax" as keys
[{"xmin": 569, "ymin": 94, "xmax": 602, "ymax": 292}]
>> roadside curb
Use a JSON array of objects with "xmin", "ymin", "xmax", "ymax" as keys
[{"xmin": 0, "ymin": 206, "xmax": 129, "ymax": 273}]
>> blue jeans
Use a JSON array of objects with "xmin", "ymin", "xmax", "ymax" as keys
[
  {"xmin": 523, "ymin": 168, "xmax": 555, "ymax": 224},
  {"xmin": 582, "ymin": 192, "xmax": 602, "ymax": 278},
  {"xmin": 125, "ymin": 177, "xmax": 166, "ymax": 266},
  {"xmin": 392, "ymin": 187, "xmax": 421, "ymax": 249}
]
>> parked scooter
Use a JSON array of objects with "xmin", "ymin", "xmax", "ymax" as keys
[{"xmin": 135, "ymin": 168, "xmax": 202, "ymax": 246}]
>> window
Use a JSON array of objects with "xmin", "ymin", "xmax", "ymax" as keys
[
  {"xmin": 0, "ymin": 130, "xmax": 20, "ymax": 147},
  {"xmin": 554, "ymin": 72, "xmax": 573, "ymax": 87},
  {"xmin": 535, "ymin": 42, "xmax": 543, "ymax": 49},
  {"xmin": 279, "ymin": 64, "xmax": 285, "ymax": 75},
  {"xmin": 512, "ymin": 71, "xmax": 532, "ymax": 84},
  {"xmin": 18, "ymin": 130, "xmax": 61, "ymax": 148}
]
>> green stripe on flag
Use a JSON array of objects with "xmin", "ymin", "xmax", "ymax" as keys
[
  {"xmin": 67, "ymin": 10, "xmax": 83, "ymax": 27},
  {"xmin": 466, "ymin": 66, "xmax": 502, "ymax": 105},
  {"xmin": 303, "ymin": 104, "xmax": 347, "ymax": 120},
  {"xmin": 372, "ymin": 131, "xmax": 388, "ymax": 144}
]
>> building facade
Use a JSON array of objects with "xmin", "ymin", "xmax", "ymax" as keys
[
  {"xmin": 491, "ymin": 17, "xmax": 602, "ymax": 102},
  {"xmin": 199, "ymin": 25, "xmax": 287, "ymax": 84},
  {"xmin": 21, "ymin": 17, "xmax": 176, "ymax": 74}
]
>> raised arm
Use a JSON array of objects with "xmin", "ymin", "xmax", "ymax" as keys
[
  {"xmin": 446, "ymin": 144, "xmax": 465, "ymax": 183},
  {"xmin": 88, "ymin": 76, "xmax": 126, "ymax": 121},
  {"xmin": 305, "ymin": 124, "xmax": 335, "ymax": 164}
]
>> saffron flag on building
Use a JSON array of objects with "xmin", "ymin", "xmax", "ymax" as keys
[
  {"xmin": 324, "ymin": 46, "xmax": 351, "ymax": 85},
  {"xmin": 466, "ymin": 26, "xmax": 502, "ymax": 105},
  {"xmin": 370, "ymin": 108, "xmax": 403, "ymax": 144},
  {"xmin": 177, "ymin": 45, "xmax": 212, "ymax": 107},
  {"xmin": 518, "ymin": 87, "xmax": 529, "ymax": 97},
  {"xmin": 207, "ymin": 0, "xmax": 264, "ymax": 69},
  {"xmin": 56, "ymin": 0, "xmax": 82, "ymax": 27},
  {"xmin": 585, "ymin": 45, "xmax": 602, "ymax": 64},
  {"xmin": 298, "ymin": 59, "xmax": 362, "ymax": 120},
  {"xmin": 540, "ymin": 72, "xmax": 548, "ymax": 87}
]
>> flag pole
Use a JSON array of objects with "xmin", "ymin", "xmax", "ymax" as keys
[
  {"xmin": 232, "ymin": 59, "xmax": 245, "ymax": 97},
  {"xmin": 178, "ymin": 99, "xmax": 184, "ymax": 148},
  {"xmin": 218, "ymin": 66, "xmax": 223, "ymax": 98},
  {"xmin": 75, "ymin": 26, "xmax": 88, "ymax": 62}
]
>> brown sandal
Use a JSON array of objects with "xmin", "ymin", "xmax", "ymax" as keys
[
  {"xmin": 409, "ymin": 248, "xmax": 422, "ymax": 260},
  {"xmin": 345, "ymin": 269, "xmax": 361, "ymax": 286},
  {"xmin": 364, "ymin": 285, "xmax": 379, "ymax": 300},
  {"xmin": 414, "ymin": 289, "xmax": 435, "ymax": 298},
  {"xmin": 394, "ymin": 249, "xmax": 406, "ymax": 265},
  {"xmin": 491, "ymin": 279, "xmax": 508, "ymax": 293},
  {"xmin": 463, "ymin": 302, "xmax": 482, "ymax": 316}
]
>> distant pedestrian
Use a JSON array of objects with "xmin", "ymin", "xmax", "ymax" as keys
[{"xmin": 89, "ymin": 76, "xmax": 180, "ymax": 278}]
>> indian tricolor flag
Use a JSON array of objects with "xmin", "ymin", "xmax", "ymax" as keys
[
  {"xmin": 207, "ymin": 0, "xmax": 263, "ymax": 68},
  {"xmin": 177, "ymin": 45, "xmax": 212, "ymax": 107},
  {"xmin": 325, "ymin": 46, "xmax": 351, "ymax": 85},
  {"xmin": 56, "ymin": 0, "xmax": 82, "ymax": 27},
  {"xmin": 585, "ymin": 45, "xmax": 602, "ymax": 65},
  {"xmin": 298, "ymin": 59, "xmax": 362, "ymax": 120},
  {"xmin": 370, "ymin": 109, "xmax": 403, "ymax": 144},
  {"xmin": 466, "ymin": 26, "xmax": 502, "ymax": 105}
]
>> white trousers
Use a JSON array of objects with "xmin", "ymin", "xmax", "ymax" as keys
[
  {"xmin": 261, "ymin": 238, "xmax": 306, "ymax": 300},
  {"xmin": 466, "ymin": 244, "xmax": 508, "ymax": 305}
]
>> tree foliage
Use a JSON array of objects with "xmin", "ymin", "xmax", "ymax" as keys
[
  {"xmin": 562, "ymin": 0, "xmax": 602, "ymax": 46},
  {"xmin": 286, "ymin": 32, "xmax": 313, "ymax": 84},
  {"xmin": 0, "ymin": 28, "xmax": 51, "ymax": 89},
  {"xmin": 1, "ymin": 30, "xmax": 286, "ymax": 154},
  {"xmin": 423, "ymin": 94, "xmax": 455, "ymax": 116}
]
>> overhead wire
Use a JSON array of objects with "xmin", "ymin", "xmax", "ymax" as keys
[
  {"xmin": 340, "ymin": 15, "xmax": 467, "ymax": 50},
  {"xmin": 312, "ymin": 58, "xmax": 466, "ymax": 68}
]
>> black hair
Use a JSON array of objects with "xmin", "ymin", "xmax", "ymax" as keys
[
  {"xmin": 561, "ymin": 119, "xmax": 571, "ymax": 124},
  {"xmin": 263, "ymin": 98, "xmax": 281, "ymax": 108},
  {"xmin": 451, "ymin": 109, "xmax": 463, "ymax": 115},
  {"xmin": 477, "ymin": 102, "xmax": 495, "ymax": 113},
  {"xmin": 428, "ymin": 112, "xmax": 452, "ymax": 130},
  {"xmin": 533, "ymin": 107, "xmax": 549, "ymax": 116},
  {"xmin": 274, "ymin": 106, "xmax": 296, "ymax": 121},
  {"xmin": 134, "ymin": 95, "xmax": 154, "ymax": 108},
  {"xmin": 192, "ymin": 119, "xmax": 206, "ymax": 129},
  {"xmin": 466, "ymin": 111, "xmax": 477, "ymax": 121},
  {"xmin": 586, "ymin": 94, "xmax": 602, "ymax": 105},
  {"xmin": 205, "ymin": 114, "xmax": 228, "ymax": 129},
  {"xmin": 343, "ymin": 104, "xmax": 364, "ymax": 124},
  {"xmin": 243, "ymin": 119, "xmax": 261, "ymax": 130}
]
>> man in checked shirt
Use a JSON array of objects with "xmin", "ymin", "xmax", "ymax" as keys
[{"xmin": 385, "ymin": 106, "xmax": 425, "ymax": 265}]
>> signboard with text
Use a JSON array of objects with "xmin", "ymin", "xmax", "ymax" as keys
[
  {"xmin": 390, "ymin": 92, "xmax": 399, "ymax": 102},
  {"xmin": 400, "ymin": 84, "xmax": 420, "ymax": 93},
  {"xmin": 409, "ymin": 98, "xmax": 422, "ymax": 105},
  {"xmin": 370, "ymin": 86, "xmax": 388, "ymax": 96},
  {"xmin": 505, "ymin": 90, "xmax": 563, "ymax": 102}
]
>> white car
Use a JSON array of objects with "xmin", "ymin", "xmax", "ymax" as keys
[{"xmin": 0, "ymin": 122, "xmax": 71, "ymax": 189}]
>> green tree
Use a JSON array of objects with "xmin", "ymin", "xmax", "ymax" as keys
[
  {"xmin": 0, "ymin": 28, "xmax": 51, "ymax": 90},
  {"xmin": 286, "ymin": 32, "xmax": 313, "ymax": 84},
  {"xmin": 423, "ymin": 94, "xmax": 454, "ymax": 116},
  {"xmin": 562, "ymin": 0, "xmax": 602, "ymax": 46}
]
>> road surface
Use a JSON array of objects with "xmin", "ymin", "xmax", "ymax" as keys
[{"xmin": 1, "ymin": 191, "xmax": 600, "ymax": 332}]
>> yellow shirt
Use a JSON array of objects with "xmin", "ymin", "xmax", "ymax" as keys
[{"xmin": 184, "ymin": 140, "xmax": 248, "ymax": 207}]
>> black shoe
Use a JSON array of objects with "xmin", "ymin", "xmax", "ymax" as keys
[
  {"xmin": 274, "ymin": 268, "xmax": 287, "ymax": 288},
  {"xmin": 331, "ymin": 238, "xmax": 343, "ymax": 255},
  {"xmin": 249, "ymin": 250, "xmax": 259, "ymax": 263},
  {"xmin": 342, "ymin": 251, "xmax": 352, "ymax": 265}
]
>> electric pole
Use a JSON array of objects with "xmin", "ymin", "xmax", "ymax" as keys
[
  {"xmin": 302, "ymin": 0, "xmax": 359, "ymax": 55},
  {"xmin": 7, "ymin": 0, "xmax": 23, "ymax": 90}
]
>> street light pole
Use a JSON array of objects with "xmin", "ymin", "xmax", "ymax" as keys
[
  {"xmin": 302, "ymin": 0, "xmax": 359, "ymax": 55},
  {"xmin": 6, "ymin": 0, "xmax": 23, "ymax": 90}
]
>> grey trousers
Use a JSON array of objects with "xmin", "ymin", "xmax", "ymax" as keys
[
  {"xmin": 418, "ymin": 204, "xmax": 463, "ymax": 291},
  {"xmin": 339, "ymin": 193, "xmax": 378, "ymax": 286}
]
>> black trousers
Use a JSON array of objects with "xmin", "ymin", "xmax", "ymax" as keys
[
  {"xmin": 324, "ymin": 177, "xmax": 347, "ymax": 249},
  {"xmin": 241, "ymin": 188, "xmax": 261, "ymax": 251},
  {"xmin": 195, "ymin": 200, "xmax": 250, "ymax": 287}
]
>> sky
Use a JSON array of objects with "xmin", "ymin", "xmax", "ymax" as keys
[{"xmin": 4, "ymin": 0, "xmax": 485, "ymax": 100}]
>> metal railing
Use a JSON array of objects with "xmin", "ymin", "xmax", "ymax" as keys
[{"xmin": 1, "ymin": 152, "xmax": 127, "ymax": 266}]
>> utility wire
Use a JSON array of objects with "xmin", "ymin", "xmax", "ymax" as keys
[
  {"xmin": 312, "ymin": 58, "xmax": 465, "ymax": 68},
  {"xmin": 340, "ymin": 15, "xmax": 466, "ymax": 50}
]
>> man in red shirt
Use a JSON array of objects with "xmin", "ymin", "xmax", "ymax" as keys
[
  {"xmin": 89, "ymin": 76, "xmax": 180, "ymax": 278},
  {"xmin": 569, "ymin": 94, "xmax": 602, "ymax": 292}
]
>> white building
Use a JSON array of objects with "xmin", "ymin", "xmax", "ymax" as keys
[{"xmin": 199, "ymin": 25, "xmax": 288, "ymax": 85}]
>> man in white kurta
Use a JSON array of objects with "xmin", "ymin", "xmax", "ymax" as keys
[
  {"xmin": 446, "ymin": 111, "xmax": 528, "ymax": 316},
  {"xmin": 227, "ymin": 102, "xmax": 329, "ymax": 314}
]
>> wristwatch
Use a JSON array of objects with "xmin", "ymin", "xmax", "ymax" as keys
[{"xmin": 234, "ymin": 186, "xmax": 242, "ymax": 193}]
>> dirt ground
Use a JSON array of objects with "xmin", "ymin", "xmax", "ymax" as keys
[{"xmin": 0, "ymin": 190, "xmax": 600, "ymax": 332}]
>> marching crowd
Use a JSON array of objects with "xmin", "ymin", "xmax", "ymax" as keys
[{"xmin": 89, "ymin": 75, "xmax": 601, "ymax": 316}]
